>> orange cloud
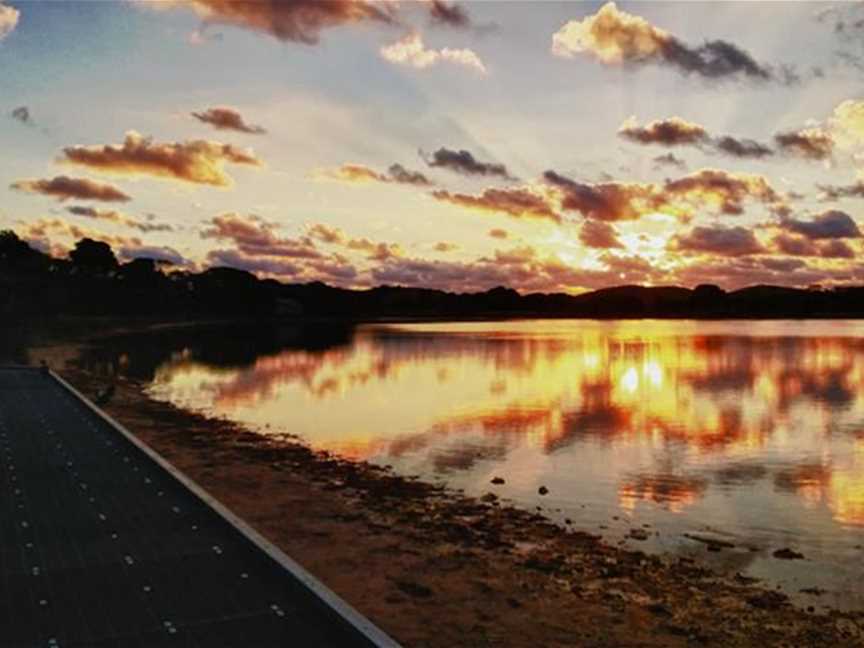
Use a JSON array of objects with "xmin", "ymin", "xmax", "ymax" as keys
[
  {"xmin": 61, "ymin": 131, "xmax": 262, "ymax": 186},
  {"xmin": 66, "ymin": 206, "xmax": 174, "ymax": 233},
  {"xmin": 618, "ymin": 116, "xmax": 708, "ymax": 146},
  {"xmin": 191, "ymin": 107, "xmax": 266, "ymax": 134},
  {"xmin": 201, "ymin": 213, "xmax": 321, "ymax": 259},
  {"xmin": 431, "ymin": 187, "xmax": 562, "ymax": 222},
  {"xmin": 579, "ymin": 220, "xmax": 623, "ymax": 249},
  {"xmin": 11, "ymin": 176, "xmax": 131, "ymax": 202},
  {"xmin": 316, "ymin": 163, "xmax": 431, "ymax": 186},
  {"xmin": 380, "ymin": 31, "xmax": 487, "ymax": 74}
]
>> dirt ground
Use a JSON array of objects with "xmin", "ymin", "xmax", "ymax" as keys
[{"xmin": 54, "ymin": 364, "xmax": 864, "ymax": 648}]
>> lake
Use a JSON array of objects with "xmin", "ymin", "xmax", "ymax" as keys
[{"xmin": 68, "ymin": 320, "xmax": 864, "ymax": 610}]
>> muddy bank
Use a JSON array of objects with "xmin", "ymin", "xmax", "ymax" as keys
[{"xmin": 55, "ymin": 366, "xmax": 864, "ymax": 648}]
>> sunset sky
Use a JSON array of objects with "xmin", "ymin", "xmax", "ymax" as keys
[{"xmin": 4, "ymin": 0, "xmax": 864, "ymax": 293}]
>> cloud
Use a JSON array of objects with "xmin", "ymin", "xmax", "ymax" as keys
[
  {"xmin": 306, "ymin": 222, "xmax": 404, "ymax": 260},
  {"xmin": 11, "ymin": 176, "xmax": 131, "ymax": 202},
  {"xmin": 618, "ymin": 116, "xmax": 708, "ymax": 146},
  {"xmin": 652, "ymin": 153, "xmax": 686, "ymax": 169},
  {"xmin": 551, "ymin": 2, "xmax": 775, "ymax": 82},
  {"xmin": 428, "ymin": 0, "xmax": 470, "ymax": 28},
  {"xmin": 66, "ymin": 205, "xmax": 174, "ymax": 233},
  {"xmin": 161, "ymin": 0, "xmax": 396, "ymax": 45},
  {"xmin": 663, "ymin": 168, "xmax": 782, "ymax": 216},
  {"xmin": 579, "ymin": 220, "xmax": 623, "ymax": 249},
  {"xmin": 543, "ymin": 170, "xmax": 662, "ymax": 222},
  {"xmin": 488, "ymin": 228, "xmax": 509, "ymax": 239},
  {"xmin": 618, "ymin": 116, "xmax": 774, "ymax": 159},
  {"xmin": 191, "ymin": 107, "xmax": 266, "ymax": 134},
  {"xmin": 119, "ymin": 244, "xmax": 190, "ymax": 266},
  {"xmin": 16, "ymin": 218, "xmax": 142, "ymax": 256},
  {"xmin": 317, "ymin": 162, "xmax": 431, "ymax": 186},
  {"xmin": 0, "ymin": 1, "xmax": 19, "ymax": 41},
  {"xmin": 431, "ymin": 187, "xmax": 562, "ymax": 222},
  {"xmin": 201, "ymin": 213, "xmax": 321, "ymax": 259},
  {"xmin": 781, "ymin": 210, "xmax": 861, "ymax": 239},
  {"xmin": 206, "ymin": 248, "xmax": 302, "ymax": 277},
  {"xmin": 774, "ymin": 127, "xmax": 834, "ymax": 160},
  {"xmin": 10, "ymin": 105, "xmax": 31, "ymax": 125},
  {"xmin": 422, "ymin": 147, "xmax": 513, "ymax": 179},
  {"xmin": 712, "ymin": 135, "xmax": 773, "ymax": 159},
  {"xmin": 669, "ymin": 225, "xmax": 764, "ymax": 256},
  {"xmin": 818, "ymin": 181, "xmax": 864, "ymax": 201},
  {"xmin": 771, "ymin": 233, "xmax": 856, "ymax": 259},
  {"xmin": 829, "ymin": 99, "xmax": 864, "ymax": 148},
  {"xmin": 61, "ymin": 131, "xmax": 262, "ymax": 186},
  {"xmin": 434, "ymin": 241, "xmax": 459, "ymax": 252},
  {"xmin": 380, "ymin": 31, "xmax": 487, "ymax": 74}
]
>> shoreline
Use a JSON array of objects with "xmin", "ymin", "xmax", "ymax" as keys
[{"xmin": 57, "ymin": 365, "xmax": 864, "ymax": 647}]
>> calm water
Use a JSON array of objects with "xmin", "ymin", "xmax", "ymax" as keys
[{"xmin": 66, "ymin": 320, "xmax": 864, "ymax": 609}]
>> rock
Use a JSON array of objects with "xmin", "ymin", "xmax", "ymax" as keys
[
  {"xmin": 800, "ymin": 587, "xmax": 826, "ymax": 596},
  {"xmin": 490, "ymin": 477, "xmax": 505, "ymax": 485},
  {"xmin": 394, "ymin": 579, "xmax": 433, "ymax": 598},
  {"xmin": 773, "ymin": 548, "xmax": 805, "ymax": 560},
  {"xmin": 629, "ymin": 528, "xmax": 650, "ymax": 541},
  {"xmin": 565, "ymin": 518, "xmax": 572, "ymax": 525},
  {"xmin": 538, "ymin": 486, "xmax": 549, "ymax": 495},
  {"xmin": 481, "ymin": 493, "xmax": 498, "ymax": 503},
  {"xmin": 747, "ymin": 591, "xmax": 788, "ymax": 610}
]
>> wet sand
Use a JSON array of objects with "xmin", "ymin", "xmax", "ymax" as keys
[{"xmin": 56, "ymin": 364, "xmax": 864, "ymax": 648}]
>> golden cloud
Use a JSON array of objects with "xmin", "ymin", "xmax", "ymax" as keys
[{"xmin": 61, "ymin": 131, "xmax": 262, "ymax": 186}]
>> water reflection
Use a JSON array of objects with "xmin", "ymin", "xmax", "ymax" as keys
[
  {"xmin": 88, "ymin": 319, "xmax": 864, "ymax": 606},
  {"xmin": 140, "ymin": 321, "xmax": 864, "ymax": 530}
]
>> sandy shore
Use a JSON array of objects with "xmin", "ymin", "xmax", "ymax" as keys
[{"xmin": 50, "ymin": 363, "xmax": 863, "ymax": 648}]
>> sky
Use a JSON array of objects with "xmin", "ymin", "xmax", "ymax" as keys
[{"xmin": 3, "ymin": 0, "xmax": 864, "ymax": 294}]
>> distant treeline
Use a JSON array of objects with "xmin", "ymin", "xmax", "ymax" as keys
[{"xmin": 3, "ymin": 230, "xmax": 864, "ymax": 321}]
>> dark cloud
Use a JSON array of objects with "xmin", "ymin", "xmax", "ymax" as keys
[
  {"xmin": 618, "ymin": 117, "xmax": 773, "ymax": 159},
  {"xmin": 782, "ymin": 210, "xmax": 861, "ymax": 239},
  {"xmin": 774, "ymin": 128, "xmax": 834, "ymax": 160},
  {"xmin": 171, "ymin": 0, "xmax": 396, "ymax": 45},
  {"xmin": 543, "ymin": 170, "xmax": 662, "ymax": 222},
  {"xmin": 618, "ymin": 117, "xmax": 708, "ymax": 146},
  {"xmin": 431, "ymin": 187, "xmax": 562, "ymax": 222},
  {"xmin": 670, "ymin": 225, "xmax": 764, "ymax": 256},
  {"xmin": 191, "ymin": 107, "xmax": 266, "ymax": 134},
  {"xmin": 10, "ymin": 105, "xmax": 31, "ymax": 125},
  {"xmin": 421, "ymin": 148, "xmax": 514, "ymax": 180},
  {"xmin": 579, "ymin": 220, "xmax": 623, "ymax": 249},
  {"xmin": 386, "ymin": 163, "xmax": 433, "ymax": 186},
  {"xmin": 712, "ymin": 135, "xmax": 774, "ymax": 159},
  {"xmin": 428, "ymin": 0, "xmax": 470, "ymax": 28},
  {"xmin": 11, "ymin": 176, "xmax": 131, "ymax": 203},
  {"xmin": 652, "ymin": 153, "xmax": 686, "ymax": 169},
  {"xmin": 305, "ymin": 223, "xmax": 404, "ymax": 261},
  {"xmin": 67, "ymin": 206, "xmax": 175, "ymax": 233},
  {"xmin": 62, "ymin": 131, "xmax": 262, "ymax": 186},
  {"xmin": 818, "ymin": 181, "xmax": 864, "ymax": 202},
  {"xmin": 552, "ymin": 2, "xmax": 780, "ymax": 83},
  {"xmin": 119, "ymin": 244, "xmax": 190, "ymax": 267}
]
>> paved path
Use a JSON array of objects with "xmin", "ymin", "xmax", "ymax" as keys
[{"xmin": 0, "ymin": 367, "xmax": 399, "ymax": 648}]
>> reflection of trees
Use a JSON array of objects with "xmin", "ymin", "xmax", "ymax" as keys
[{"xmin": 618, "ymin": 474, "xmax": 709, "ymax": 513}]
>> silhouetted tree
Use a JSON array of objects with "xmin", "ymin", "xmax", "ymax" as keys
[{"xmin": 69, "ymin": 238, "xmax": 118, "ymax": 274}]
